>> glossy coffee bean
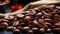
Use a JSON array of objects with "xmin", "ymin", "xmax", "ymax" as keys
[
  {"xmin": 1, "ymin": 22, "xmax": 8, "ymax": 27},
  {"xmin": 53, "ymin": 28, "xmax": 60, "ymax": 31},
  {"xmin": 13, "ymin": 29, "xmax": 20, "ymax": 33},
  {"xmin": 32, "ymin": 28, "xmax": 38, "ymax": 32},
  {"xmin": 47, "ymin": 28, "xmax": 51, "ymax": 32},
  {"xmin": 17, "ymin": 14, "xmax": 24, "ymax": 18},
  {"xmin": 17, "ymin": 26, "xmax": 22, "ymax": 30},
  {"xmin": 5, "ymin": 16, "xmax": 14, "ymax": 20},
  {"xmin": 12, "ymin": 21, "xmax": 19, "ymax": 26},
  {"xmin": 44, "ymin": 18, "xmax": 52, "ymax": 22},
  {"xmin": 24, "ymin": 16, "xmax": 32, "ymax": 21},
  {"xmin": 7, "ymin": 26, "xmax": 13, "ymax": 30},
  {"xmin": 28, "ymin": 30, "xmax": 33, "ymax": 34},
  {"xmin": 36, "ymin": 12, "xmax": 43, "ymax": 17},
  {"xmin": 39, "ymin": 28, "xmax": 45, "ymax": 33},
  {"xmin": 12, "ymin": 27, "xmax": 16, "ymax": 30},
  {"xmin": 22, "ymin": 26, "xmax": 30, "ymax": 31},
  {"xmin": 54, "ymin": 23, "xmax": 60, "ymax": 28}
]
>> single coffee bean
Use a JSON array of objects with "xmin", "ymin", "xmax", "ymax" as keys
[
  {"xmin": 39, "ymin": 19, "xmax": 45, "ymax": 24},
  {"xmin": 33, "ymin": 7, "xmax": 40, "ymax": 13},
  {"xmin": 17, "ymin": 14, "xmax": 24, "ymax": 18},
  {"xmin": 22, "ymin": 26, "xmax": 30, "ymax": 31},
  {"xmin": 39, "ymin": 28, "xmax": 45, "ymax": 33},
  {"xmin": 56, "ymin": 6, "xmax": 60, "ymax": 9},
  {"xmin": 29, "ymin": 9, "xmax": 36, "ymax": 15},
  {"xmin": 7, "ymin": 26, "xmax": 13, "ymax": 30},
  {"xmin": 12, "ymin": 27, "xmax": 16, "ymax": 30},
  {"xmin": 53, "ymin": 9, "xmax": 58, "ymax": 13},
  {"xmin": 53, "ymin": 28, "xmax": 60, "ymax": 31},
  {"xmin": 44, "ymin": 18, "xmax": 52, "ymax": 22},
  {"xmin": 28, "ymin": 30, "xmax": 33, "ymax": 34},
  {"xmin": 47, "ymin": 28, "xmax": 51, "ymax": 32},
  {"xmin": 36, "ymin": 12, "xmax": 43, "ymax": 17},
  {"xmin": 24, "ymin": 16, "xmax": 31, "ymax": 21},
  {"xmin": 5, "ymin": 16, "xmax": 14, "ymax": 20},
  {"xmin": 54, "ymin": 23, "xmax": 60, "ymax": 28},
  {"xmin": 13, "ymin": 29, "xmax": 20, "ymax": 33},
  {"xmin": 33, "ymin": 20, "xmax": 38, "ymax": 25},
  {"xmin": 0, "ymin": 19, "xmax": 9, "ymax": 22},
  {"xmin": 33, "ymin": 20, "xmax": 44, "ymax": 28},
  {"xmin": 12, "ymin": 21, "xmax": 19, "ymax": 26},
  {"xmin": 42, "ymin": 10, "xmax": 51, "ymax": 16},
  {"xmin": 1, "ymin": 22, "xmax": 8, "ymax": 27},
  {"xmin": 48, "ymin": 5, "xmax": 55, "ymax": 8},
  {"xmin": 25, "ymin": 11, "xmax": 31, "ymax": 14},
  {"xmin": 32, "ymin": 28, "xmax": 38, "ymax": 32},
  {"xmin": 17, "ymin": 26, "xmax": 22, "ymax": 30},
  {"xmin": 19, "ymin": 23, "xmax": 26, "ymax": 27},
  {"xmin": 44, "ymin": 22, "xmax": 52, "ymax": 28}
]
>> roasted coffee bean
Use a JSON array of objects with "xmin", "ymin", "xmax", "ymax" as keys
[
  {"xmin": 42, "ymin": 10, "xmax": 51, "ymax": 16},
  {"xmin": 5, "ymin": 16, "xmax": 14, "ymax": 20},
  {"xmin": 12, "ymin": 21, "xmax": 19, "ymax": 26},
  {"xmin": 7, "ymin": 26, "xmax": 13, "ymax": 30},
  {"xmin": 22, "ymin": 26, "xmax": 30, "ymax": 32},
  {"xmin": 25, "ymin": 11, "xmax": 30, "ymax": 14},
  {"xmin": 54, "ymin": 23, "xmax": 60, "ymax": 28},
  {"xmin": 56, "ymin": 6, "xmax": 60, "ymax": 9},
  {"xmin": 33, "ymin": 7, "xmax": 41, "ymax": 13},
  {"xmin": 17, "ymin": 26, "xmax": 22, "ymax": 30},
  {"xmin": 13, "ymin": 29, "xmax": 20, "ymax": 33},
  {"xmin": 24, "ymin": 16, "xmax": 32, "ymax": 21},
  {"xmin": 39, "ymin": 19, "xmax": 47, "ymax": 28},
  {"xmin": 32, "ymin": 20, "xmax": 44, "ymax": 28},
  {"xmin": 53, "ymin": 28, "xmax": 60, "ymax": 31},
  {"xmin": 42, "ymin": 5, "xmax": 48, "ymax": 8},
  {"xmin": 39, "ymin": 28, "xmax": 45, "ymax": 33},
  {"xmin": 2, "ymin": 22, "xmax": 8, "ymax": 27},
  {"xmin": 0, "ymin": 19, "xmax": 9, "ymax": 22},
  {"xmin": 33, "ymin": 20, "xmax": 38, "ymax": 25},
  {"xmin": 39, "ymin": 19, "xmax": 45, "ymax": 24},
  {"xmin": 53, "ymin": 9, "xmax": 58, "ymax": 13},
  {"xmin": 44, "ymin": 18, "xmax": 52, "ymax": 22},
  {"xmin": 17, "ymin": 14, "xmax": 24, "ymax": 18},
  {"xmin": 19, "ymin": 23, "xmax": 26, "ymax": 27},
  {"xmin": 44, "ymin": 9, "xmax": 51, "ymax": 13},
  {"xmin": 36, "ymin": 12, "xmax": 43, "ymax": 17},
  {"xmin": 48, "ymin": 5, "xmax": 55, "ymax": 8},
  {"xmin": 32, "ymin": 28, "xmax": 38, "ymax": 32},
  {"xmin": 44, "ymin": 22, "xmax": 52, "ymax": 28},
  {"xmin": 47, "ymin": 28, "xmax": 51, "ymax": 32},
  {"xmin": 34, "ymin": 17, "xmax": 39, "ymax": 20},
  {"xmin": 32, "ymin": 20, "xmax": 45, "ymax": 28},
  {"xmin": 28, "ymin": 9, "xmax": 36, "ymax": 15},
  {"xmin": 28, "ymin": 30, "xmax": 33, "ymax": 34},
  {"xmin": 33, "ymin": 7, "xmax": 39, "ymax": 11},
  {"xmin": 12, "ymin": 27, "xmax": 16, "ymax": 30}
]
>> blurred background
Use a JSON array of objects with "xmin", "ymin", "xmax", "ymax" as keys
[{"xmin": 0, "ymin": 0, "xmax": 38, "ymax": 13}]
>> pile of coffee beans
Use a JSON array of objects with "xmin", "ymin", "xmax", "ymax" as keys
[{"xmin": 0, "ymin": 5, "xmax": 60, "ymax": 34}]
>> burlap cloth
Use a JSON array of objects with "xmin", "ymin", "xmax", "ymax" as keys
[{"xmin": 0, "ymin": 0, "xmax": 60, "ymax": 17}]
